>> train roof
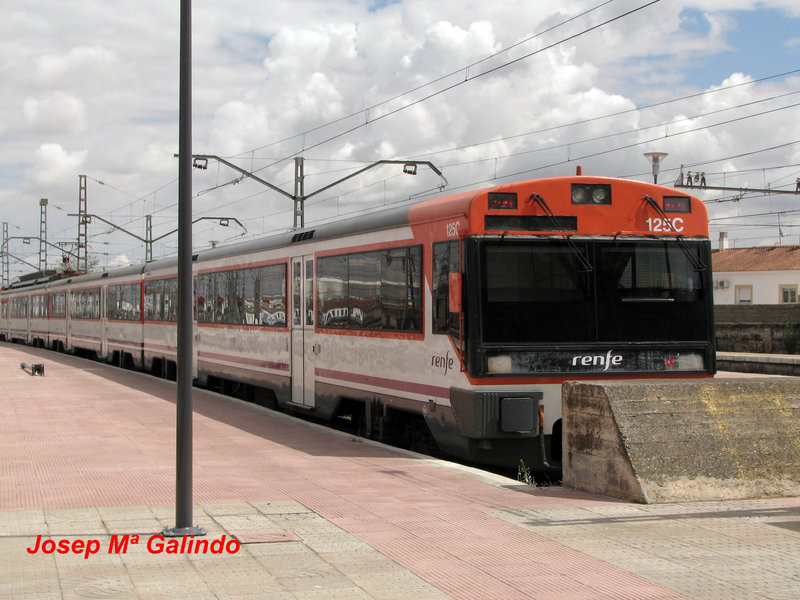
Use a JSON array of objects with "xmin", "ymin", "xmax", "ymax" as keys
[{"xmin": 1, "ymin": 176, "xmax": 705, "ymax": 294}]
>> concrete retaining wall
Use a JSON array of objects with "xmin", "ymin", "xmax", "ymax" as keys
[
  {"xmin": 715, "ymin": 304, "xmax": 800, "ymax": 354},
  {"xmin": 562, "ymin": 379, "xmax": 800, "ymax": 503}
]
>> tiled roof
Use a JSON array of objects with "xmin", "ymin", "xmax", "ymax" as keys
[{"xmin": 712, "ymin": 245, "xmax": 800, "ymax": 272}]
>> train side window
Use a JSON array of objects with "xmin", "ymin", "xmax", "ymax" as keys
[
  {"xmin": 432, "ymin": 241, "xmax": 460, "ymax": 338},
  {"xmin": 11, "ymin": 296, "xmax": 28, "ymax": 318},
  {"xmin": 31, "ymin": 294, "xmax": 48, "ymax": 318},
  {"xmin": 107, "ymin": 283, "xmax": 141, "ymax": 321},
  {"xmin": 304, "ymin": 258, "xmax": 314, "ymax": 326},
  {"xmin": 197, "ymin": 265, "xmax": 286, "ymax": 327},
  {"xmin": 50, "ymin": 292, "xmax": 66, "ymax": 318},
  {"xmin": 317, "ymin": 245, "xmax": 422, "ymax": 333},
  {"xmin": 69, "ymin": 288, "xmax": 100, "ymax": 319},
  {"xmin": 145, "ymin": 278, "xmax": 177, "ymax": 322}
]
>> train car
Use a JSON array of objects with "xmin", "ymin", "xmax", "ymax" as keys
[
  {"xmin": 104, "ymin": 265, "xmax": 146, "ymax": 369},
  {"xmin": 142, "ymin": 259, "xmax": 179, "ymax": 378},
  {"xmin": 0, "ymin": 174, "xmax": 715, "ymax": 471}
]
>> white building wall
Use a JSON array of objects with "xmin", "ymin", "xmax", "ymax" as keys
[{"xmin": 713, "ymin": 270, "xmax": 800, "ymax": 305}]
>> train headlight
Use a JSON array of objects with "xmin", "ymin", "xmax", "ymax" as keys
[
  {"xmin": 664, "ymin": 352, "xmax": 704, "ymax": 370},
  {"xmin": 572, "ymin": 184, "xmax": 612, "ymax": 205},
  {"xmin": 487, "ymin": 355, "xmax": 512, "ymax": 374}
]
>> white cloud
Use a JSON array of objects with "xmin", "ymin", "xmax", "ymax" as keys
[
  {"xmin": 1, "ymin": 0, "xmax": 799, "ymax": 268},
  {"xmin": 26, "ymin": 143, "xmax": 87, "ymax": 188},
  {"xmin": 107, "ymin": 254, "xmax": 132, "ymax": 268},
  {"xmin": 22, "ymin": 92, "xmax": 86, "ymax": 134},
  {"xmin": 34, "ymin": 45, "xmax": 117, "ymax": 87}
]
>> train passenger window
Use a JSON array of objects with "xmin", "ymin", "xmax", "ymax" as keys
[
  {"xmin": 305, "ymin": 258, "xmax": 314, "ymax": 326},
  {"xmin": 292, "ymin": 261, "xmax": 302, "ymax": 326},
  {"xmin": 107, "ymin": 283, "xmax": 141, "ymax": 321},
  {"xmin": 317, "ymin": 245, "xmax": 422, "ymax": 333},
  {"xmin": 31, "ymin": 294, "xmax": 48, "ymax": 318},
  {"xmin": 196, "ymin": 264, "xmax": 286, "ymax": 327},
  {"xmin": 50, "ymin": 292, "xmax": 66, "ymax": 318},
  {"xmin": 1, "ymin": 300, "xmax": 6, "ymax": 318},
  {"xmin": 432, "ymin": 241, "xmax": 460, "ymax": 339},
  {"xmin": 10, "ymin": 296, "xmax": 28, "ymax": 318},
  {"xmin": 145, "ymin": 278, "xmax": 177, "ymax": 321},
  {"xmin": 69, "ymin": 288, "xmax": 100, "ymax": 319}
]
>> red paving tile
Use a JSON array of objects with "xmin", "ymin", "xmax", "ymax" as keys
[{"xmin": 1, "ymin": 344, "xmax": 689, "ymax": 599}]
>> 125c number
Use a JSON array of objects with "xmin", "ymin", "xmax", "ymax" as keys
[{"xmin": 646, "ymin": 217, "xmax": 684, "ymax": 233}]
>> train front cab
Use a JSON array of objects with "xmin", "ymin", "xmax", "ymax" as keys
[{"xmin": 419, "ymin": 177, "xmax": 716, "ymax": 471}]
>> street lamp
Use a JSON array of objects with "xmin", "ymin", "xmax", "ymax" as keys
[{"xmin": 643, "ymin": 152, "xmax": 668, "ymax": 184}]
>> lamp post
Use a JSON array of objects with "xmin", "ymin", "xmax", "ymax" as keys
[{"xmin": 643, "ymin": 152, "xmax": 668, "ymax": 184}]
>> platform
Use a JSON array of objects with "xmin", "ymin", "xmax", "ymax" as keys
[{"xmin": 2, "ymin": 343, "xmax": 800, "ymax": 600}]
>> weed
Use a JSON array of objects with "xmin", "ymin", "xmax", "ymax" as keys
[{"xmin": 517, "ymin": 459, "xmax": 536, "ymax": 487}]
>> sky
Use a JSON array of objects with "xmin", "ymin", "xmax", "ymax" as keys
[{"xmin": 1, "ymin": 0, "xmax": 799, "ymax": 280}]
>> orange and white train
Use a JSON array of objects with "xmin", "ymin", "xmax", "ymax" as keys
[{"xmin": 0, "ymin": 174, "xmax": 716, "ymax": 471}]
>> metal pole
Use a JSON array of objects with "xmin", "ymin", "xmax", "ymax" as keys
[
  {"xmin": 78, "ymin": 175, "xmax": 88, "ymax": 273},
  {"xmin": 293, "ymin": 157, "xmax": 305, "ymax": 229},
  {"xmin": 2, "ymin": 222, "xmax": 8, "ymax": 287},
  {"xmin": 164, "ymin": 0, "xmax": 204, "ymax": 538},
  {"xmin": 145, "ymin": 215, "xmax": 152, "ymax": 262},
  {"xmin": 39, "ymin": 199, "xmax": 48, "ymax": 272}
]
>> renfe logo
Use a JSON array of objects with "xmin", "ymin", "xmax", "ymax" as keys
[{"xmin": 571, "ymin": 350, "xmax": 623, "ymax": 371}]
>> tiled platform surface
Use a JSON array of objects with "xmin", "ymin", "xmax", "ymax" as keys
[{"xmin": 1, "ymin": 344, "xmax": 799, "ymax": 600}]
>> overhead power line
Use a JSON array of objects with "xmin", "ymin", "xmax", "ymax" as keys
[
  {"xmin": 233, "ymin": 0, "xmax": 623, "ymax": 160},
  {"xmin": 240, "ymin": 0, "xmax": 663, "ymax": 177}
]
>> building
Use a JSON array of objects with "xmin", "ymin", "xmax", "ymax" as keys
[{"xmin": 712, "ymin": 244, "xmax": 800, "ymax": 305}]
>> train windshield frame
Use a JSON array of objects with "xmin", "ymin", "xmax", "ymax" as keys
[{"xmin": 466, "ymin": 237, "xmax": 715, "ymax": 377}]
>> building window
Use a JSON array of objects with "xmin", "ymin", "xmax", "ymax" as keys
[
  {"xmin": 780, "ymin": 285, "xmax": 798, "ymax": 304},
  {"xmin": 734, "ymin": 285, "xmax": 753, "ymax": 305}
]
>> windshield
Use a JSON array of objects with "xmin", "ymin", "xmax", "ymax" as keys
[{"xmin": 479, "ymin": 239, "xmax": 710, "ymax": 344}]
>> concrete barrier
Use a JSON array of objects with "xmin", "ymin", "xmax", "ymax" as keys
[{"xmin": 562, "ymin": 379, "xmax": 800, "ymax": 503}]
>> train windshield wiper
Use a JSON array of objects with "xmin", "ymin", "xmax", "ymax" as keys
[
  {"xmin": 529, "ymin": 193, "xmax": 593, "ymax": 272},
  {"xmin": 642, "ymin": 195, "xmax": 707, "ymax": 272}
]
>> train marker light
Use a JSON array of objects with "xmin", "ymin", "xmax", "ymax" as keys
[
  {"xmin": 663, "ymin": 196, "xmax": 691, "ymax": 213},
  {"xmin": 488, "ymin": 192, "xmax": 518, "ymax": 210}
]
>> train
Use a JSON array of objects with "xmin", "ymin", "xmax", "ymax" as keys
[{"xmin": 0, "ymin": 174, "xmax": 716, "ymax": 471}]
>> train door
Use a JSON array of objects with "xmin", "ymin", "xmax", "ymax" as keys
[
  {"xmin": 25, "ymin": 295, "xmax": 32, "ymax": 343},
  {"xmin": 100, "ymin": 286, "xmax": 108, "ymax": 358},
  {"xmin": 192, "ymin": 276, "xmax": 198, "ymax": 378},
  {"xmin": 291, "ymin": 256, "xmax": 316, "ymax": 407}
]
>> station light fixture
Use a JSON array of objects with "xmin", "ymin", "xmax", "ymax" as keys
[{"xmin": 643, "ymin": 152, "xmax": 668, "ymax": 184}]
